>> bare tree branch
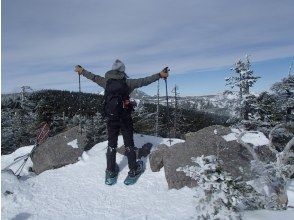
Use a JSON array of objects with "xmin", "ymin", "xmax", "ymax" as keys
[
  {"xmin": 283, "ymin": 136, "xmax": 294, "ymax": 153},
  {"xmin": 268, "ymin": 123, "xmax": 286, "ymax": 155},
  {"xmin": 268, "ymin": 123, "xmax": 294, "ymax": 165},
  {"xmin": 279, "ymin": 136, "xmax": 294, "ymax": 165}
]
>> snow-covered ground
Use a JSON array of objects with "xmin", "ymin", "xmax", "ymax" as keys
[{"xmin": 1, "ymin": 134, "xmax": 294, "ymax": 220}]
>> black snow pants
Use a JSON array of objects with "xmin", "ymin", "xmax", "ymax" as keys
[{"xmin": 106, "ymin": 114, "xmax": 137, "ymax": 172}]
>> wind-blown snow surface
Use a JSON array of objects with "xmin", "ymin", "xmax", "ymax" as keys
[
  {"xmin": 1, "ymin": 134, "xmax": 294, "ymax": 220},
  {"xmin": 222, "ymin": 128, "xmax": 269, "ymax": 147}
]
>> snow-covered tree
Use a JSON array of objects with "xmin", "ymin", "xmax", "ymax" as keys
[
  {"xmin": 66, "ymin": 112, "xmax": 107, "ymax": 150},
  {"xmin": 51, "ymin": 114, "xmax": 66, "ymax": 134},
  {"xmin": 226, "ymin": 56, "xmax": 259, "ymax": 97},
  {"xmin": 67, "ymin": 114, "xmax": 86, "ymax": 131},
  {"xmin": 177, "ymin": 155, "xmax": 242, "ymax": 220},
  {"xmin": 84, "ymin": 112, "xmax": 107, "ymax": 149},
  {"xmin": 133, "ymin": 104, "xmax": 156, "ymax": 134},
  {"xmin": 11, "ymin": 92, "xmax": 36, "ymax": 147},
  {"xmin": 36, "ymin": 98, "xmax": 54, "ymax": 125},
  {"xmin": 255, "ymin": 91, "xmax": 282, "ymax": 122},
  {"xmin": 238, "ymin": 123, "xmax": 294, "ymax": 209},
  {"xmin": 226, "ymin": 56, "xmax": 260, "ymax": 119},
  {"xmin": 271, "ymin": 75, "xmax": 294, "ymax": 122},
  {"xmin": 240, "ymin": 75, "xmax": 293, "ymax": 127}
]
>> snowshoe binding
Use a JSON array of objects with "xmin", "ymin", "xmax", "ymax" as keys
[
  {"xmin": 105, "ymin": 164, "xmax": 119, "ymax": 185},
  {"xmin": 124, "ymin": 160, "xmax": 144, "ymax": 185}
]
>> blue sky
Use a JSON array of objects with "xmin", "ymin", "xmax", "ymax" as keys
[{"xmin": 2, "ymin": 0, "xmax": 294, "ymax": 96}]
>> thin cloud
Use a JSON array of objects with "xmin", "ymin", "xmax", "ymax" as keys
[{"xmin": 2, "ymin": 0, "xmax": 294, "ymax": 93}]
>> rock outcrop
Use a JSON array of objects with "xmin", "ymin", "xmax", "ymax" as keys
[
  {"xmin": 149, "ymin": 125, "xmax": 273, "ymax": 189},
  {"xmin": 31, "ymin": 126, "xmax": 87, "ymax": 174}
]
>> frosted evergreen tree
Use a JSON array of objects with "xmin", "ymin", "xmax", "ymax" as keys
[
  {"xmin": 1, "ymin": 110, "xmax": 15, "ymax": 153},
  {"xmin": 51, "ymin": 114, "xmax": 66, "ymax": 134},
  {"xmin": 226, "ymin": 56, "xmax": 260, "ymax": 119},
  {"xmin": 238, "ymin": 124, "xmax": 294, "ymax": 209},
  {"xmin": 177, "ymin": 155, "xmax": 242, "ymax": 220},
  {"xmin": 84, "ymin": 112, "xmax": 107, "ymax": 149},
  {"xmin": 271, "ymin": 75, "xmax": 294, "ymax": 122},
  {"xmin": 36, "ymin": 98, "xmax": 54, "ymax": 125},
  {"xmin": 13, "ymin": 91, "xmax": 36, "ymax": 145},
  {"xmin": 92, "ymin": 112, "xmax": 107, "ymax": 142},
  {"xmin": 255, "ymin": 92, "xmax": 282, "ymax": 123},
  {"xmin": 67, "ymin": 114, "xmax": 86, "ymax": 129},
  {"xmin": 133, "ymin": 104, "xmax": 156, "ymax": 134}
]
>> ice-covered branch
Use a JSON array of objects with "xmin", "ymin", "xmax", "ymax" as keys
[
  {"xmin": 268, "ymin": 123, "xmax": 294, "ymax": 165},
  {"xmin": 268, "ymin": 123, "xmax": 285, "ymax": 155}
]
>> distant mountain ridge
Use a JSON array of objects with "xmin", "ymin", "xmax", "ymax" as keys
[
  {"xmin": 2, "ymin": 89, "xmax": 237, "ymax": 116},
  {"xmin": 130, "ymin": 89, "xmax": 150, "ymax": 99},
  {"xmin": 136, "ymin": 91, "xmax": 237, "ymax": 116}
]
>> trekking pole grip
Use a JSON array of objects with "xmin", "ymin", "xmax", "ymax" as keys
[
  {"xmin": 164, "ymin": 67, "xmax": 170, "ymax": 73},
  {"xmin": 163, "ymin": 67, "xmax": 170, "ymax": 80}
]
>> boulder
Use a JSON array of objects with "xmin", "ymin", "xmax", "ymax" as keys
[
  {"xmin": 149, "ymin": 125, "xmax": 274, "ymax": 190},
  {"xmin": 31, "ymin": 126, "xmax": 87, "ymax": 174},
  {"xmin": 150, "ymin": 143, "xmax": 198, "ymax": 189}
]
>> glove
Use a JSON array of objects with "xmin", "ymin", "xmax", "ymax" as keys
[
  {"xmin": 74, "ymin": 65, "xmax": 84, "ymax": 75},
  {"xmin": 159, "ymin": 67, "xmax": 170, "ymax": 78}
]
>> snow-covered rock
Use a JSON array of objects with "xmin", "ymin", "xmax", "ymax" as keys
[
  {"xmin": 1, "ymin": 133, "xmax": 294, "ymax": 219},
  {"xmin": 150, "ymin": 125, "xmax": 256, "ymax": 190},
  {"xmin": 222, "ymin": 128, "xmax": 269, "ymax": 147},
  {"xmin": 31, "ymin": 126, "xmax": 87, "ymax": 174}
]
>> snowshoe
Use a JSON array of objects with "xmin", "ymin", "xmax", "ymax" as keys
[
  {"xmin": 124, "ymin": 160, "xmax": 144, "ymax": 185},
  {"xmin": 105, "ymin": 164, "xmax": 119, "ymax": 185}
]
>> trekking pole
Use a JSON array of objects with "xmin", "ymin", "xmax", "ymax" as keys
[
  {"xmin": 2, "ymin": 123, "xmax": 50, "ymax": 178},
  {"xmin": 78, "ymin": 68, "xmax": 83, "ymax": 134},
  {"xmin": 163, "ymin": 67, "xmax": 172, "ymax": 146},
  {"xmin": 155, "ymin": 79, "xmax": 160, "ymax": 136},
  {"xmin": 16, "ymin": 123, "xmax": 50, "ymax": 178}
]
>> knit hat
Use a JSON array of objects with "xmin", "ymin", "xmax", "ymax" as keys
[{"xmin": 112, "ymin": 59, "xmax": 125, "ymax": 72}]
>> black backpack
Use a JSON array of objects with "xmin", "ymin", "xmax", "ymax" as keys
[{"xmin": 103, "ymin": 78, "xmax": 130, "ymax": 119}]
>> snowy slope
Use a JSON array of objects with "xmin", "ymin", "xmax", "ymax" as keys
[{"xmin": 1, "ymin": 134, "xmax": 294, "ymax": 220}]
